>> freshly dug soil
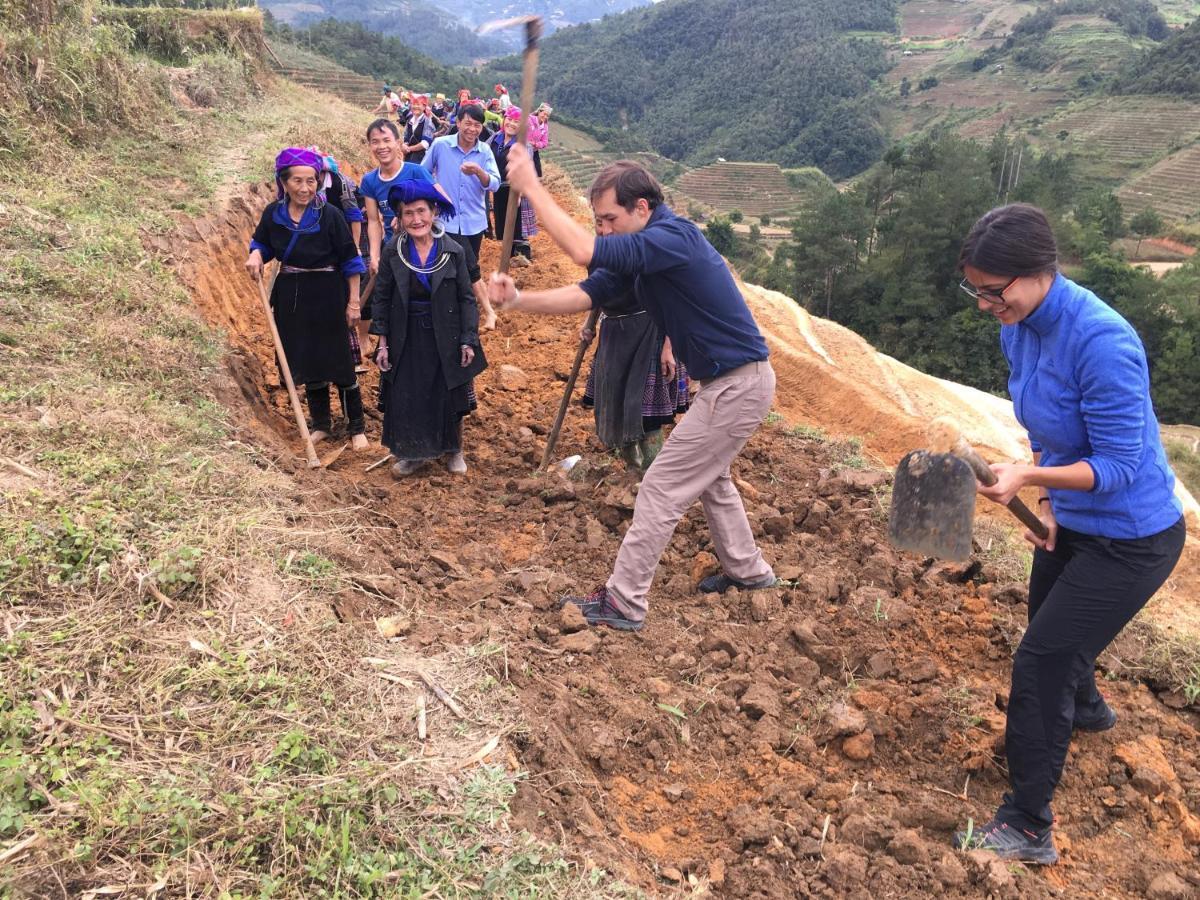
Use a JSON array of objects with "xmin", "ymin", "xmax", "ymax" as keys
[{"xmin": 177, "ymin": 172, "xmax": 1200, "ymax": 898}]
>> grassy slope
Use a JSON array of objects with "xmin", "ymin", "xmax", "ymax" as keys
[{"xmin": 0, "ymin": 62, "xmax": 623, "ymax": 897}]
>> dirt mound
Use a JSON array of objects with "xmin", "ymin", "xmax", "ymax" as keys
[{"xmin": 176, "ymin": 168, "xmax": 1200, "ymax": 897}]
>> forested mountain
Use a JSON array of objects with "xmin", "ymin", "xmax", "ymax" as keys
[
  {"xmin": 260, "ymin": 0, "xmax": 653, "ymax": 62},
  {"xmin": 726, "ymin": 134, "xmax": 1200, "ymax": 424},
  {"xmin": 1112, "ymin": 15, "xmax": 1200, "ymax": 95},
  {"xmin": 486, "ymin": 0, "xmax": 899, "ymax": 179},
  {"xmin": 434, "ymin": 0, "xmax": 653, "ymax": 39},
  {"xmin": 259, "ymin": 0, "xmax": 506, "ymax": 65},
  {"xmin": 265, "ymin": 17, "xmax": 458, "ymax": 89}
]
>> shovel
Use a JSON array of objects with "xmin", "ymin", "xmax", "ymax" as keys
[{"xmin": 888, "ymin": 421, "xmax": 1049, "ymax": 561}]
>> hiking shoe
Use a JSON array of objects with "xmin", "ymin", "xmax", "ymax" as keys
[
  {"xmin": 1073, "ymin": 702, "xmax": 1117, "ymax": 733},
  {"xmin": 953, "ymin": 818, "xmax": 1059, "ymax": 865},
  {"xmin": 561, "ymin": 587, "xmax": 643, "ymax": 632},
  {"xmin": 446, "ymin": 452, "xmax": 467, "ymax": 474},
  {"xmin": 697, "ymin": 573, "xmax": 778, "ymax": 594}
]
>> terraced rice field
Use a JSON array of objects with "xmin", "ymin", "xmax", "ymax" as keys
[
  {"xmin": 1045, "ymin": 97, "xmax": 1200, "ymax": 174},
  {"xmin": 273, "ymin": 66, "xmax": 380, "ymax": 108},
  {"xmin": 1042, "ymin": 17, "xmax": 1145, "ymax": 74},
  {"xmin": 886, "ymin": 47, "xmax": 955, "ymax": 85},
  {"xmin": 1117, "ymin": 142, "xmax": 1200, "ymax": 221},
  {"xmin": 899, "ymin": 0, "xmax": 988, "ymax": 39},
  {"xmin": 549, "ymin": 147, "xmax": 710, "ymax": 216},
  {"xmin": 677, "ymin": 163, "xmax": 812, "ymax": 218}
]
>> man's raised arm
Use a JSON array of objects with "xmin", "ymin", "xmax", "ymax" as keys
[{"xmin": 504, "ymin": 143, "xmax": 595, "ymax": 267}]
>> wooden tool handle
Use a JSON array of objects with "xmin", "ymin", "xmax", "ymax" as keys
[
  {"xmin": 497, "ymin": 24, "xmax": 542, "ymax": 276},
  {"xmin": 539, "ymin": 308, "xmax": 600, "ymax": 471},
  {"xmin": 953, "ymin": 440, "xmax": 1050, "ymax": 541},
  {"xmin": 257, "ymin": 269, "xmax": 321, "ymax": 469}
]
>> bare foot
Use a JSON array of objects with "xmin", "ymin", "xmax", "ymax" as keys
[
  {"xmin": 351, "ymin": 434, "xmax": 369, "ymax": 451},
  {"xmin": 310, "ymin": 430, "xmax": 329, "ymax": 444}
]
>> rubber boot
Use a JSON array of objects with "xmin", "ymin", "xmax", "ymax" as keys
[
  {"xmin": 305, "ymin": 382, "xmax": 333, "ymax": 433},
  {"xmin": 638, "ymin": 430, "xmax": 664, "ymax": 471},
  {"xmin": 619, "ymin": 440, "xmax": 644, "ymax": 471},
  {"xmin": 338, "ymin": 382, "xmax": 365, "ymax": 436}
]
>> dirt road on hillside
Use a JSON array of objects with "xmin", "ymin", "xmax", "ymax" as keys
[{"xmin": 175, "ymin": 165, "xmax": 1200, "ymax": 897}]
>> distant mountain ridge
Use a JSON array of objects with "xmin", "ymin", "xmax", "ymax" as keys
[
  {"xmin": 259, "ymin": 0, "xmax": 654, "ymax": 63},
  {"xmin": 260, "ymin": 0, "xmax": 506, "ymax": 65},
  {"xmin": 487, "ymin": 0, "xmax": 900, "ymax": 179},
  {"xmin": 439, "ymin": 0, "xmax": 654, "ymax": 34}
]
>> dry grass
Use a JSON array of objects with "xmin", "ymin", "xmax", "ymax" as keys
[{"xmin": 0, "ymin": 27, "xmax": 627, "ymax": 897}]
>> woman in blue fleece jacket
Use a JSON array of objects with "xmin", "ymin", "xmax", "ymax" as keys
[{"xmin": 952, "ymin": 203, "xmax": 1185, "ymax": 865}]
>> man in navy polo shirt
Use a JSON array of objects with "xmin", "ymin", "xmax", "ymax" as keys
[{"xmin": 488, "ymin": 150, "xmax": 777, "ymax": 632}]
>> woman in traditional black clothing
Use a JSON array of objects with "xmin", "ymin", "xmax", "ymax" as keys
[
  {"xmin": 581, "ymin": 278, "xmax": 689, "ymax": 472},
  {"xmin": 246, "ymin": 148, "xmax": 369, "ymax": 451},
  {"xmin": 489, "ymin": 107, "xmax": 533, "ymax": 265},
  {"xmin": 371, "ymin": 180, "xmax": 487, "ymax": 477}
]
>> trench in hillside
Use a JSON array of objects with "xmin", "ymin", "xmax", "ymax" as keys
[{"xmin": 170, "ymin": 175, "xmax": 1200, "ymax": 898}]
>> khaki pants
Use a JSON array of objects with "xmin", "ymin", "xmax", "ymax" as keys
[{"xmin": 606, "ymin": 360, "xmax": 776, "ymax": 621}]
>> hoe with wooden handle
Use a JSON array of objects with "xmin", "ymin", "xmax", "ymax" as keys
[
  {"xmin": 478, "ymin": 14, "xmax": 544, "ymax": 276},
  {"xmin": 256, "ymin": 266, "xmax": 346, "ymax": 469},
  {"xmin": 888, "ymin": 418, "xmax": 1049, "ymax": 560}
]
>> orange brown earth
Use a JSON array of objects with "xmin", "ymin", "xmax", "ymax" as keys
[{"xmin": 173, "ymin": 165, "xmax": 1200, "ymax": 897}]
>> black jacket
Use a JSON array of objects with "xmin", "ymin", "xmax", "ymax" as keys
[{"xmin": 369, "ymin": 234, "xmax": 487, "ymax": 390}]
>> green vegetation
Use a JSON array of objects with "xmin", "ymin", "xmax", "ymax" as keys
[
  {"xmin": 969, "ymin": 0, "xmax": 1168, "ymax": 75},
  {"xmin": 0, "ymin": 6, "xmax": 619, "ymax": 894},
  {"xmin": 97, "ymin": 6, "xmax": 266, "ymax": 64},
  {"xmin": 263, "ymin": 13, "xmax": 460, "ymax": 88},
  {"xmin": 1164, "ymin": 435, "xmax": 1200, "ymax": 492},
  {"xmin": 1112, "ymin": 15, "xmax": 1200, "ymax": 96},
  {"xmin": 494, "ymin": 0, "xmax": 899, "ymax": 178},
  {"xmin": 749, "ymin": 132, "xmax": 1200, "ymax": 424}
]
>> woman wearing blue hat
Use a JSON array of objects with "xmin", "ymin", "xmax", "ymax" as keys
[{"xmin": 371, "ymin": 179, "xmax": 487, "ymax": 477}]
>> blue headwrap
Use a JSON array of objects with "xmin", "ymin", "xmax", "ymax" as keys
[{"xmin": 388, "ymin": 177, "xmax": 455, "ymax": 218}]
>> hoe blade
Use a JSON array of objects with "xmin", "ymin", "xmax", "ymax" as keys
[{"xmin": 888, "ymin": 450, "xmax": 977, "ymax": 561}]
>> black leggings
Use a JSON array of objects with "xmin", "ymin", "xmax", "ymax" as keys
[
  {"xmin": 305, "ymin": 381, "xmax": 365, "ymax": 436},
  {"xmin": 448, "ymin": 231, "xmax": 483, "ymax": 283},
  {"xmin": 999, "ymin": 516, "xmax": 1185, "ymax": 831},
  {"xmin": 493, "ymin": 185, "xmax": 530, "ymax": 260}
]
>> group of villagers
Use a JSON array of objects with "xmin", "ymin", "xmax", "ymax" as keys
[
  {"xmin": 244, "ymin": 87, "xmax": 686, "ymax": 480},
  {"xmin": 248, "ymin": 110, "xmax": 1188, "ymax": 870}
]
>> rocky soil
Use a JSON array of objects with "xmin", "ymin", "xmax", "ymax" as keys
[{"xmin": 179, "ymin": 173, "xmax": 1200, "ymax": 898}]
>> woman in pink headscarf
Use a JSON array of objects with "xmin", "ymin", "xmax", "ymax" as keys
[{"xmin": 488, "ymin": 106, "xmax": 534, "ymax": 264}]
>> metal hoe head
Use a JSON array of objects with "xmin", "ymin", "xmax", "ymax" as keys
[
  {"xmin": 477, "ymin": 14, "xmax": 543, "ymax": 38},
  {"xmin": 887, "ymin": 449, "xmax": 977, "ymax": 561}
]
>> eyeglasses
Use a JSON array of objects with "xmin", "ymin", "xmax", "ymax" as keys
[{"xmin": 959, "ymin": 275, "xmax": 1018, "ymax": 305}]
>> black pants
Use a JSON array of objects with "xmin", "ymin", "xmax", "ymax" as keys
[
  {"xmin": 999, "ymin": 516, "xmax": 1186, "ymax": 831},
  {"xmin": 306, "ymin": 381, "xmax": 365, "ymax": 436},
  {"xmin": 448, "ymin": 230, "xmax": 484, "ymax": 283}
]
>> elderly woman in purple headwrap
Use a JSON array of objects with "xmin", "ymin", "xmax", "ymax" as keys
[
  {"xmin": 245, "ymin": 148, "xmax": 369, "ymax": 450},
  {"xmin": 371, "ymin": 179, "xmax": 487, "ymax": 477}
]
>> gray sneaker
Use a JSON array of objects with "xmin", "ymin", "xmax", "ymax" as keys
[
  {"xmin": 697, "ymin": 573, "xmax": 777, "ymax": 594},
  {"xmin": 953, "ymin": 819, "xmax": 1058, "ymax": 865}
]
